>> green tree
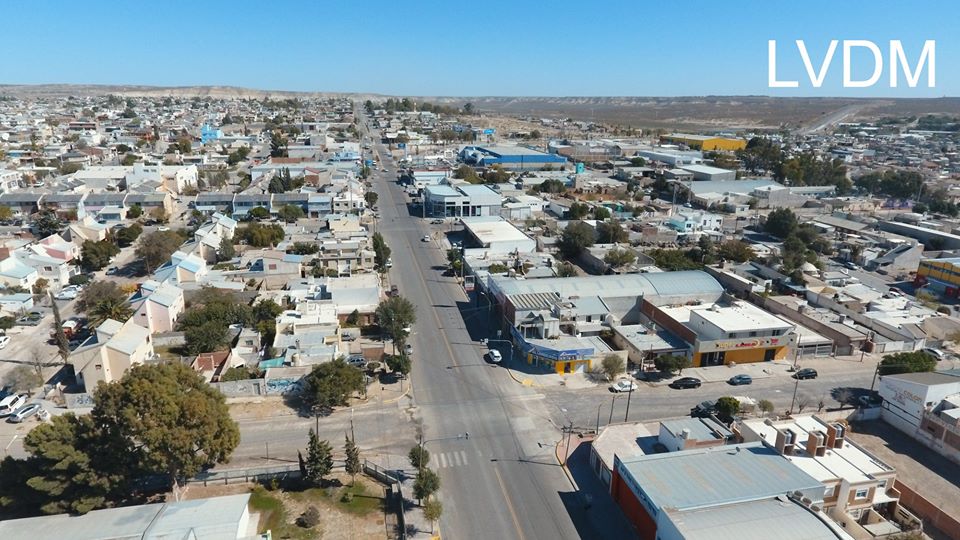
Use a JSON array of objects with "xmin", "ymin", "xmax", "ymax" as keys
[
  {"xmin": 372, "ymin": 232, "xmax": 391, "ymax": 272},
  {"xmin": 879, "ymin": 351, "xmax": 937, "ymax": 376},
  {"xmin": 715, "ymin": 396, "xmax": 740, "ymax": 422},
  {"xmin": 50, "ymin": 296, "xmax": 70, "ymax": 362},
  {"xmin": 758, "ymin": 399, "xmax": 775, "ymax": 416},
  {"xmin": 269, "ymin": 130, "xmax": 288, "ymax": 158},
  {"xmin": 376, "ymin": 296, "xmax": 417, "ymax": 353},
  {"xmin": 558, "ymin": 221, "xmax": 595, "ymax": 259},
  {"xmin": 487, "ymin": 263, "xmax": 508, "ymax": 274},
  {"xmin": 77, "ymin": 281, "xmax": 126, "ymax": 312},
  {"xmin": 0, "ymin": 206, "xmax": 12, "ymax": 221},
  {"xmin": 424, "ymin": 499, "xmax": 443, "ymax": 533},
  {"xmin": 148, "ymin": 206, "xmax": 168, "ymax": 224},
  {"xmin": 277, "ymin": 204, "xmax": 304, "ymax": 223},
  {"xmin": 304, "ymin": 429, "xmax": 333, "ymax": 487},
  {"xmin": 235, "ymin": 222, "xmax": 285, "ymax": 247},
  {"xmin": 80, "ymin": 239, "xmax": 120, "ymax": 271},
  {"xmin": 17, "ymin": 413, "xmax": 130, "ymax": 515},
  {"xmin": 364, "ymin": 191, "xmax": 379, "ymax": 208},
  {"xmin": 567, "ymin": 202, "xmax": 590, "ymax": 219},
  {"xmin": 648, "ymin": 249, "xmax": 702, "ymax": 271},
  {"xmin": 217, "ymin": 235, "xmax": 236, "ymax": 261},
  {"xmin": 301, "ymin": 358, "xmax": 366, "ymax": 413},
  {"xmin": 32, "ymin": 210, "xmax": 63, "ymax": 237},
  {"xmin": 654, "ymin": 354, "xmax": 692, "ymax": 375},
  {"xmin": 0, "ymin": 315, "xmax": 15, "ymax": 331},
  {"xmin": 385, "ymin": 354, "xmax": 411, "ymax": 377},
  {"xmin": 248, "ymin": 206, "xmax": 270, "ymax": 220},
  {"xmin": 344, "ymin": 435, "xmax": 361, "ymax": 484},
  {"xmin": 718, "ymin": 240, "xmax": 755, "ymax": 263},
  {"xmin": 604, "ymin": 248, "xmax": 636, "ymax": 268},
  {"xmin": 593, "ymin": 206, "xmax": 611, "ymax": 220},
  {"xmin": 555, "ymin": 262, "xmax": 578, "ymax": 277},
  {"xmin": 596, "ymin": 221, "xmax": 629, "ymax": 244},
  {"xmin": 413, "ymin": 467, "xmax": 440, "ymax": 503},
  {"xmin": 116, "ymin": 223, "xmax": 143, "ymax": 247},
  {"xmin": 135, "ymin": 230, "xmax": 186, "ymax": 273},
  {"xmin": 92, "ymin": 363, "xmax": 240, "ymax": 495},
  {"xmin": 408, "ymin": 445, "xmax": 430, "ymax": 469},
  {"xmin": 126, "ymin": 204, "xmax": 143, "ymax": 219},
  {"xmin": 184, "ymin": 320, "xmax": 229, "ymax": 354},
  {"xmin": 3, "ymin": 365, "xmax": 43, "ymax": 395},
  {"xmin": 86, "ymin": 296, "xmax": 133, "ymax": 328},
  {"xmin": 600, "ymin": 354, "xmax": 624, "ymax": 381},
  {"xmin": 764, "ymin": 208, "xmax": 799, "ymax": 239},
  {"xmin": 219, "ymin": 366, "xmax": 256, "ymax": 382}
]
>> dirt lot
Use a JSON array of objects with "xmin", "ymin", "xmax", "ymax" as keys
[
  {"xmin": 182, "ymin": 472, "xmax": 387, "ymax": 540},
  {"xmin": 849, "ymin": 420, "xmax": 960, "ymax": 540}
]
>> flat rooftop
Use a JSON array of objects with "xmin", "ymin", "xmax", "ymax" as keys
[
  {"xmin": 593, "ymin": 421, "xmax": 657, "ymax": 472},
  {"xmin": 664, "ymin": 497, "xmax": 852, "ymax": 540},
  {"xmin": 741, "ymin": 416, "xmax": 892, "ymax": 485}
]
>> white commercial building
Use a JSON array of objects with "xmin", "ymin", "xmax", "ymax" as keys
[{"xmin": 461, "ymin": 216, "xmax": 537, "ymax": 256}]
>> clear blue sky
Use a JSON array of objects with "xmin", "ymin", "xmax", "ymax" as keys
[{"xmin": 4, "ymin": 0, "xmax": 955, "ymax": 97}]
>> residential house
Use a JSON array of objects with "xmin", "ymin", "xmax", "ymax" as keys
[
  {"xmin": 153, "ymin": 251, "xmax": 208, "ymax": 285},
  {"xmin": 125, "ymin": 192, "xmax": 173, "ymax": 219},
  {"xmin": 131, "ymin": 280, "xmax": 185, "ymax": 333},
  {"xmin": 0, "ymin": 192, "xmax": 43, "ymax": 217},
  {"xmin": 739, "ymin": 415, "xmax": 923, "ymax": 537},
  {"xmin": 190, "ymin": 212, "xmax": 237, "ymax": 262},
  {"xmin": 314, "ymin": 238, "xmax": 375, "ymax": 276},
  {"xmin": 69, "ymin": 318, "xmax": 155, "ymax": 393},
  {"xmin": 0, "ymin": 254, "xmax": 39, "ymax": 290},
  {"xmin": 232, "ymin": 193, "xmax": 272, "ymax": 218},
  {"xmin": 242, "ymin": 250, "xmax": 304, "ymax": 289}
]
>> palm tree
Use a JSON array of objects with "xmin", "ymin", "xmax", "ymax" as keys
[{"xmin": 87, "ymin": 296, "xmax": 133, "ymax": 328}]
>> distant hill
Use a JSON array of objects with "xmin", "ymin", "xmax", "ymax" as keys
[{"xmin": 1, "ymin": 84, "xmax": 957, "ymax": 131}]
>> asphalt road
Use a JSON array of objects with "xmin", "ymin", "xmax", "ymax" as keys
[{"xmin": 363, "ymin": 119, "xmax": 596, "ymax": 539}]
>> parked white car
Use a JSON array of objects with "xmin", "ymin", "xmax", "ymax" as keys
[
  {"xmin": 487, "ymin": 349, "xmax": 503, "ymax": 363},
  {"xmin": 610, "ymin": 379, "xmax": 638, "ymax": 393},
  {"xmin": 0, "ymin": 394, "xmax": 26, "ymax": 416},
  {"xmin": 0, "ymin": 335, "xmax": 10, "ymax": 349},
  {"xmin": 55, "ymin": 287, "xmax": 80, "ymax": 300}
]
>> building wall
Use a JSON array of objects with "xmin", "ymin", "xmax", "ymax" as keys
[{"xmin": 610, "ymin": 466, "xmax": 654, "ymax": 540}]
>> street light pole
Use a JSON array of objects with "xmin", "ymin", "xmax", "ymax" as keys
[
  {"xmin": 789, "ymin": 376, "xmax": 800, "ymax": 414},
  {"xmin": 623, "ymin": 383, "xmax": 634, "ymax": 422},
  {"xmin": 608, "ymin": 395, "xmax": 618, "ymax": 425}
]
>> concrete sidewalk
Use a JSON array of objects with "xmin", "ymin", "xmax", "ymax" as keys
[{"xmin": 556, "ymin": 434, "xmax": 638, "ymax": 539}]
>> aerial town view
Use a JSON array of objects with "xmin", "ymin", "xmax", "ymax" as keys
[{"xmin": 0, "ymin": 2, "xmax": 957, "ymax": 540}]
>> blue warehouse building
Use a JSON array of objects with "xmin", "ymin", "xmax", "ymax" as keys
[{"xmin": 459, "ymin": 145, "xmax": 568, "ymax": 170}]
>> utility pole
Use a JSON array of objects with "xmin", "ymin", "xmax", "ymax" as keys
[
  {"xmin": 789, "ymin": 376, "xmax": 800, "ymax": 414},
  {"xmin": 608, "ymin": 395, "xmax": 617, "ymax": 425},
  {"xmin": 624, "ymin": 383, "xmax": 634, "ymax": 422}
]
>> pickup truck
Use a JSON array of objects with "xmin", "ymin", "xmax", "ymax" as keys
[{"xmin": 16, "ymin": 312, "xmax": 44, "ymax": 326}]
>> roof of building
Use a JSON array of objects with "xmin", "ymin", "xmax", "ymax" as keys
[
  {"xmin": 688, "ymin": 301, "xmax": 794, "ymax": 332},
  {"xmin": 661, "ymin": 416, "xmax": 733, "ymax": 442},
  {"xmin": 492, "ymin": 271, "xmax": 723, "ymax": 302},
  {"xmin": 0, "ymin": 493, "xmax": 251, "ymax": 540},
  {"xmin": 663, "ymin": 497, "xmax": 853, "ymax": 540},
  {"xmin": 461, "ymin": 216, "xmax": 533, "ymax": 245},
  {"xmin": 740, "ymin": 415, "xmax": 892, "ymax": 484},
  {"xmin": 617, "ymin": 442, "xmax": 823, "ymax": 512},
  {"xmin": 880, "ymin": 368, "xmax": 960, "ymax": 386}
]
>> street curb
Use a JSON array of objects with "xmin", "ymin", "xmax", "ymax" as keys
[
  {"xmin": 504, "ymin": 363, "xmax": 538, "ymax": 388},
  {"xmin": 381, "ymin": 385, "xmax": 411, "ymax": 405},
  {"xmin": 555, "ymin": 436, "xmax": 578, "ymax": 489}
]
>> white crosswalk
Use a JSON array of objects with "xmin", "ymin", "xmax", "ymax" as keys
[{"xmin": 435, "ymin": 450, "xmax": 470, "ymax": 469}]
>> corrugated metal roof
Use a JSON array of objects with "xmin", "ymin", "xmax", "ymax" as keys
[
  {"xmin": 493, "ymin": 271, "xmax": 722, "ymax": 301},
  {"xmin": 618, "ymin": 442, "xmax": 823, "ymax": 511},
  {"xmin": 665, "ymin": 497, "xmax": 846, "ymax": 540}
]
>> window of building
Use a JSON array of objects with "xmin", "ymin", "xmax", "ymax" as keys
[
  {"xmin": 824, "ymin": 485, "xmax": 836, "ymax": 497},
  {"xmin": 749, "ymin": 331, "xmax": 757, "ymax": 337},
  {"xmin": 855, "ymin": 488, "xmax": 869, "ymax": 499}
]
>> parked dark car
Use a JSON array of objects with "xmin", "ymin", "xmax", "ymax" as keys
[
  {"xmin": 669, "ymin": 377, "xmax": 702, "ymax": 389},
  {"xmin": 792, "ymin": 368, "xmax": 818, "ymax": 380},
  {"xmin": 690, "ymin": 400, "xmax": 717, "ymax": 418},
  {"xmin": 727, "ymin": 374, "xmax": 753, "ymax": 386}
]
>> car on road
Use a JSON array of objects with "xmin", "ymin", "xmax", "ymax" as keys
[
  {"xmin": 843, "ymin": 261, "xmax": 860, "ymax": 270},
  {"xmin": 690, "ymin": 400, "xmax": 717, "ymax": 418},
  {"xmin": 346, "ymin": 355, "xmax": 367, "ymax": 368},
  {"xmin": 923, "ymin": 347, "xmax": 948, "ymax": 361},
  {"xmin": 55, "ymin": 285, "xmax": 81, "ymax": 300},
  {"xmin": 0, "ymin": 335, "xmax": 9, "ymax": 349},
  {"xmin": 430, "ymin": 219, "xmax": 444, "ymax": 224},
  {"xmin": 727, "ymin": 374, "xmax": 753, "ymax": 386},
  {"xmin": 487, "ymin": 349, "xmax": 503, "ymax": 363},
  {"xmin": 8, "ymin": 402, "xmax": 42, "ymax": 423},
  {"xmin": 16, "ymin": 312, "xmax": 44, "ymax": 326},
  {"xmin": 887, "ymin": 287, "xmax": 903, "ymax": 297},
  {"xmin": 0, "ymin": 394, "xmax": 26, "ymax": 416},
  {"xmin": 158, "ymin": 226, "xmax": 170, "ymax": 232},
  {"xmin": 421, "ymin": 235, "xmax": 431, "ymax": 242},
  {"xmin": 385, "ymin": 258, "xmax": 393, "ymax": 268},
  {"xmin": 610, "ymin": 379, "xmax": 638, "ymax": 392},
  {"xmin": 403, "ymin": 343, "xmax": 413, "ymax": 355},
  {"xmin": 669, "ymin": 377, "xmax": 702, "ymax": 389},
  {"xmin": 106, "ymin": 267, "xmax": 119, "ymax": 275},
  {"xmin": 792, "ymin": 368, "xmax": 818, "ymax": 380}
]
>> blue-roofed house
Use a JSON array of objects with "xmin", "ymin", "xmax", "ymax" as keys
[{"xmin": 0, "ymin": 255, "xmax": 39, "ymax": 290}]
